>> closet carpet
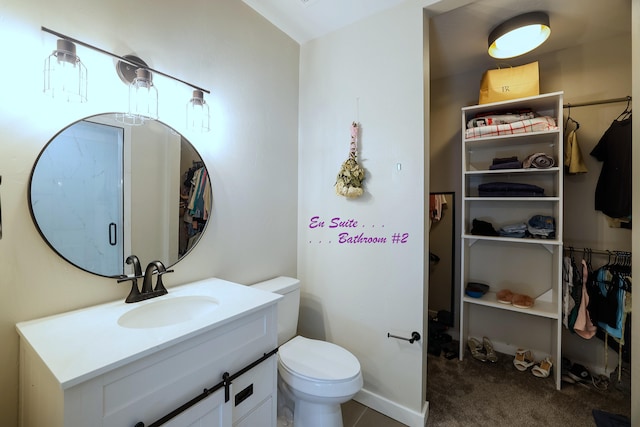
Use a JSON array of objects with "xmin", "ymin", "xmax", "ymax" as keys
[{"xmin": 426, "ymin": 351, "xmax": 630, "ymax": 426}]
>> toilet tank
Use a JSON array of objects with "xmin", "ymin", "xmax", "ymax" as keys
[{"xmin": 251, "ymin": 276, "xmax": 300, "ymax": 346}]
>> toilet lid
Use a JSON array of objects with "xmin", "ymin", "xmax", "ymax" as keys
[{"xmin": 279, "ymin": 336, "xmax": 361, "ymax": 381}]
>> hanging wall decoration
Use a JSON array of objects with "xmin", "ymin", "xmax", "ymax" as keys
[{"xmin": 335, "ymin": 122, "xmax": 365, "ymax": 198}]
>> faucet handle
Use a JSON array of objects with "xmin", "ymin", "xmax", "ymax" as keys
[{"xmin": 152, "ymin": 261, "xmax": 173, "ymax": 294}]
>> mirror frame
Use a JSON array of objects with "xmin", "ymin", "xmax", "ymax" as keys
[
  {"xmin": 428, "ymin": 191, "xmax": 456, "ymax": 326},
  {"xmin": 28, "ymin": 113, "xmax": 211, "ymax": 278}
]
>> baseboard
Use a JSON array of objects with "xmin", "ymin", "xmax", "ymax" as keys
[{"xmin": 354, "ymin": 388, "xmax": 429, "ymax": 427}]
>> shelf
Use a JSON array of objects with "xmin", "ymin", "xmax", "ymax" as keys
[
  {"xmin": 462, "ymin": 91, "xmax": 564, "ymax": 113},
  {"xmin": 464, "ymin": 129, "xmax": 561, "ymax": 147},
  {"xmin": 464, "ymin": 196, "xmax": 560, "ymax": 202},
  {"xmin": 460, "ymin": 92, "xmax": 564, "ymax": 390},
  {"xmin": 463, "ymin": 291, "xmax": 559, "ymax": 320},
  {"xmin": 465, "ymin": 167, "xmax": 560, "ymax": 175},
  {"xmin": 462, "ymin": 234, "xmax": 561, "ymax": 247}
]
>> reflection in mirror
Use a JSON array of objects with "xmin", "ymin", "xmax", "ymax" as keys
[
  {"xmin": 29, "ymin": 114, "xmax": 211, "ymax": 277},
  {"xmin": 428, "ymin": 192, "xmax": 455, "ymax": 326}
]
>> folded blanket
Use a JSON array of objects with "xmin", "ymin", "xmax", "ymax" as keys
[
  {"xmin": 465, "ymin": 116, "xmax": 557, "ymax": 139},
  {"xmin": 467, "ymin": 112, "xmax": 535, "ymax": 128}
]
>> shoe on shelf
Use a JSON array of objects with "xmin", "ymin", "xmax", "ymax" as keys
[
  {"xmin": 511, "ymin": 294, "xmax": 534, "ymax": 309},
  {"xmin": 497, "ymin": 289, "xmax": 513, "ymax": 304},
  {"xmin": 532, "ymin": 357, "xmax": 553, "ymax": 378},
  {"xmin": 467, "ymin": 337, "xmax": 487, "ymax": 362},
  {"xmin": 513, "ymin": 348, "xmax": 535, "ymax": 371},
  {"xmin": 482, "ymin": 336, "xmax": 498, "ymax": 363}
]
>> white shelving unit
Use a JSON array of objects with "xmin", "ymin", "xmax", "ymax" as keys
[{"xmin": 459, "ymin": 92, "xmax": 564, "ymax": 389}]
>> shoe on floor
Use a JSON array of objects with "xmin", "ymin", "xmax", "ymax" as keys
[
  {"xmin": 482, "ymin": 336, "xmax": 498, "ymax": 363},
  {"xmin": 513, "ymin": 348, "xmax": 534, "ymax": 371},
  {"xmin": 532, "ymin": 357, "xmax": 553, "ymax": 378},
  {"xmin": 467, "ymin": 337, "xmax": 487, "ymax": 362},
  {"xmin": 568, "ymin": 363, "xmax": 591, "ymax": 383}
]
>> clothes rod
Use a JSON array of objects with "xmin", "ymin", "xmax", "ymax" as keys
[
  {"xmin": 41, "ymin": 26, "xmax": 210, "ymax": 94},
  {"xmin": 563, "ymin": 96, "xmax": 631, "ymax": 109},
  {"xmin": 563, "ymin": 246, "xmax": 631, "ymax": 257}
]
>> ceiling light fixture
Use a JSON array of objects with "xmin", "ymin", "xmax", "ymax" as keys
[
  {"xmin": 488, "ymin": 12, "xmax": 551, "ymax": 59},
  {"xmin": 43, "ymin": 39, "xmax": 87, "ymax": 103},
  {"xmin": 186, "ymin": 90, "xmax": 210, "ymax": 133}
]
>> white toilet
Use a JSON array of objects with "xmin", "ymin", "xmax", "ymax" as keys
[{"xmin": 251, "ymin": 276, "xmax": 363, "ymax": 427}]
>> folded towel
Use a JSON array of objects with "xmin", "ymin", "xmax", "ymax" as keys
[
  {"xmin": 478, "ymin": 182, "xmax": 545, "ymax": 197},
  {"xmin": 524, "ymin": 152, "xmax": 555, "ymax": 169}
]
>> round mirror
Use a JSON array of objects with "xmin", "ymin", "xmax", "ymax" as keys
[{"xmin": 29, "ymin": 113, "xmax": 211, "ymax": 277}]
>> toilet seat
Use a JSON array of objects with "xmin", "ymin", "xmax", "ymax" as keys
[{"xmin": 278, "ymin": 336, "xmax": 363, "ymax": 398}]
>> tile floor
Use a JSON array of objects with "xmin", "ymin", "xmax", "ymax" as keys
[{"xmin": 341, "ymin": 400, "xmax": 407, "ymax": 427}]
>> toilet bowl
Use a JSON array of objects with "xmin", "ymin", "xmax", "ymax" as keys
[
  {"xmin": 278, "ymin": 336, "xmax": 363, "ymax": 426},
  {"xmin": 250, "ymin": 277, "xmax": 363, "ymax": 427}
]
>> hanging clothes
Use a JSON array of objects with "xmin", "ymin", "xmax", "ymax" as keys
[
  {"xmin": 564, "ymin": 128, "xmax": 588, "ymax": 174},
  {"xmin": 187, "ymin": 167, "xmax": 211, "ymax": 220},
  {"xmin": 574, "ymin": 259, "xmax": 597, "ymax": 339},
  {"xmin": 430, "ymin": 194, "xmax": 447, "ymax": 223},
  {"xmin": 590, "ymin": 116, "xmax": 632, "ymax": 219},
  {"xmin": 562, "ymin": 256, "xmax": 576, "ymax": 329}
]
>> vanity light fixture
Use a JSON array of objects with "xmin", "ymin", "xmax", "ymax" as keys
[
  {"xmin": 488, "ymin": 12, "xmax": 551, "ymax": 59},
  {"xmin": 43, "ymin": 39, "xmax": 88, "ymax": 103},
  {"xmin": 129, "ymin": 68, "xmax": 159, "ymax": 122},
  {"xmin": 186, "ymin": 90, "xmax": 210, "ymax": 132},
  {"xmin": 41, "ymin": 27, "xmax": 210, "ymax": 129}
]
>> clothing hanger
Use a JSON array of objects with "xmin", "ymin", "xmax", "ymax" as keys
[
  {"xmin": 565, "ymin": 106, "xmax": 580, "ymax": 130},
  {"xmin": 615, "ymin": 97, "xmax": 632, "ymax": 121}
]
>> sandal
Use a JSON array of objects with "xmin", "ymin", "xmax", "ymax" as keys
[
  {"xmin": 511, "ymin": 294, "xmax": 534, "ymax": 309},
  {"xmin": 532, "ymin": 357, "xmax": 553, "ymax": 378},
  {"xmin": 467, "ymin": 337, "xmax": 487, "ymax": 362},
  {"xmin": 513, "ymin": 348, "xmax": 534, "ymax": 371},
  {"xmin": 482, "ymin": 336, "xmax": 498, "ymax": 363},
  {"xmin": 497, "ymin": 289, "xmax": 513, "ymax": 304}
]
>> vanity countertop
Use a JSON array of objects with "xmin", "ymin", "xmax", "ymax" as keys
[{"xmin": 16, "ymin": 277, "xmax": 280, "ymax": 389}]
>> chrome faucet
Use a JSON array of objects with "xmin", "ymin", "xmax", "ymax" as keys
[{"xmin": 117, "ymin": 256, "xmax": 173, "ymax": 303}]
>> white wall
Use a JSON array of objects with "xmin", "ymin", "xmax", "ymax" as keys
[
  {"xmin": 297, "ymin": 2, "xmax": 429, "ymax": 425},
  {"xmin": 0, "ymin": 1, "xmax": 299, "ymax": 425}
]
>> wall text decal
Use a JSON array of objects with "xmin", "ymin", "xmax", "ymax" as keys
[{"xmin": 307, "ymin": 216, "xmax": 409, "ymax": 245}]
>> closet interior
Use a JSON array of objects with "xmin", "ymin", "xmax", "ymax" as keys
[{"xmin": 428, "ymin": 0, "xmax": 631, "ymax": 405}]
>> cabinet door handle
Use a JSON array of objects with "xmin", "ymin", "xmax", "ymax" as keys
[{"xmin": 235, "ymin": 384, "xmax": 254, "ymax": 406}]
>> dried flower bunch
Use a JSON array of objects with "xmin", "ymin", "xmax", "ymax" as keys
[{"xmin": 335, "ymin": 122, "xmax": 365, "ymax": 198}]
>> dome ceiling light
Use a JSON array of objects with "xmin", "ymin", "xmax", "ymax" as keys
[{"xmin": 488, "ymin": 12, "xmax": 551, "ymax": 59}]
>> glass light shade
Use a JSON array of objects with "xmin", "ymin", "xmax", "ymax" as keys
[
  {"xmin": 43, "ymin": 39, "xmax": 87, "ymax": 103},
  {"xmin": 129, "ymin": 68, "xmax": 158, "ymax": 121},
  {"xmin": 186, "ymin": 90, "xmax": 210, "ymax": 133},
  {"xmin": 488, "ymin": 12, "xmax": 551, "ymax": 59}
]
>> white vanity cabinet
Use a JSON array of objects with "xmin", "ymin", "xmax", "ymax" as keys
[{"xmin": 17, "ymin": 278, "xmax": 280, "ymax": 427}]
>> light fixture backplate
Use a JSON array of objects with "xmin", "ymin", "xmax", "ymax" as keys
[{"xmin": 116, "ymin": 55, "xmax": 149, "ymax": 84}]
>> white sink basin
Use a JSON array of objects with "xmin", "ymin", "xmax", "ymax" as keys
[{"xmin": 118, "ymin": 295, "xmax": 220, "ymax": 329}]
